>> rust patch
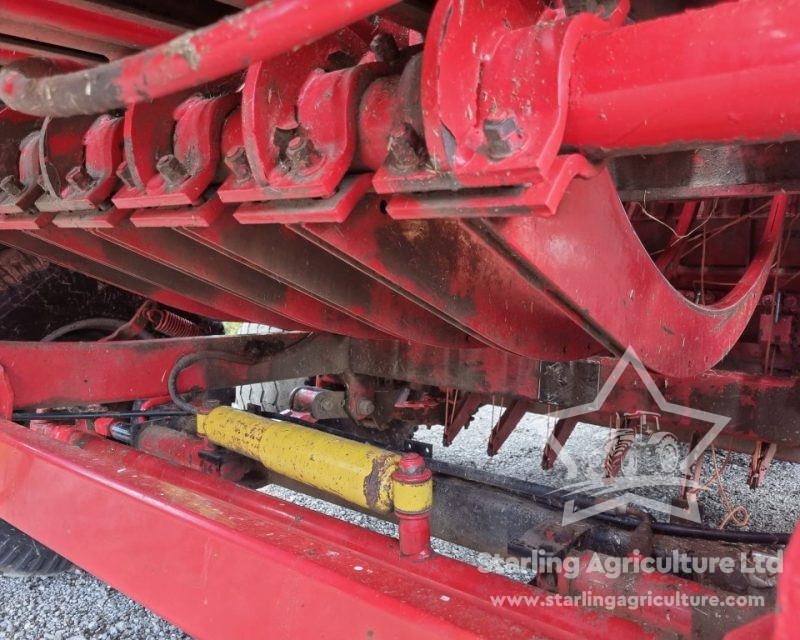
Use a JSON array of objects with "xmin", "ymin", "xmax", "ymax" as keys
[
  {"xmin": 362, "ymin": 454, "xmax": 395, "ymax": 513},
  {"xmin": 362, "ymin": 457, "xmax": 384, "ymax": 511}
]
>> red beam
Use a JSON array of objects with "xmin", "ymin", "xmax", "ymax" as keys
[
  {"xmin": 181, "ymin": 219, "xmax": 472, "ymax": 348},
  {"xmin": 0, "ymin": 419, "xmax": 654, "ymax": 639},
  {"xmin": 348, "ymin": 339, "xmax": 800, "ymax": 455},
  {"xmin": 26, "ymin": 227, "xmax": 305, "ymax": 330},
  {"xmin": 297, "ymin": 196, "xmax": 599, "ymax": 362},
  {"xmin": 0, "ymin": 333, "xmax": 347, "ymax": 408},
  {"xmin": 95, "ymin": 224, "xmax": 386, "ymax": 339},
  {"xmin": 0, "ymin": 19, "xmax": 128, "ymax": 61}
]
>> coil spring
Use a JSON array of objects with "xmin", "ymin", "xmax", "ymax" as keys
[{"xmin": 146, "ymin": 308, "xmax": 202, "ymax": 337}]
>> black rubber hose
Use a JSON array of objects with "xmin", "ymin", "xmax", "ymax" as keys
[
  {"xmin": 41, "ymin": 318, "xmax": 125, "ymax": 342},
  {"xmin": 12, "ymin": 410, "xmax": 189, "ymax": 421},
  {"xmin": 168, "ymin": 350, "xmax": 257, "ymax": 414}
]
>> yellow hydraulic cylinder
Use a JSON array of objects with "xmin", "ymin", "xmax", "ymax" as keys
[{"xmin": 196, "ymin": 406, "xmax": 403, "ymax": 513}]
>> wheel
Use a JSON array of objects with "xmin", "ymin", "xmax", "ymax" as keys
[
  {"xmin": 0, "ymin": 248, "xmax": 144, "ymax": 341},
  {"xmin": 620, "ymin": 446, "xmax": 638, "ymax": 476},
  {"xmin": 584, "ymin": 449, "xmax": 606, "ymax": 480},
  {"xmin": 656, "ymin": 434, "xmax": 681, "ymax": 474},
  {"xmin": 0, "ymin": 248, "xmax": 145, "ymax": 576},
  {"xmin": 232, "ymin": 323, "xmax": 306, "ymax": 412},
  {"xmin": 0, "ymin": 520, "xmax": 71, "ymax": 576},
  {"xmin": 604, "ymin": 427, "xmax": 637, "ymax": 478}
]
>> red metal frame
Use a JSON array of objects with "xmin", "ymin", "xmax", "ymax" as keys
[
  {"xmin": 0, "ymin": 419, "xmax": 655, "ymax": 640},
  {"xmin": 565, "ymin": 0, "xmax": 800, "ymax": 152},
  {"xmin": 0, "ymin": 333, "xmax": 346, "ymax": 408},
  {"xmin": 0, "ymin": 383, "xmax": 794, "ymax": 639},
  {"xmin": 0, "ymin": 0, "xmax": 180, "ymax": 55},
  {"xmin": 0, "ymin": 0, "xmax": 796, "ymax": 378},
  {"xmin": 2, "ymin": 332, "xmax": 799, "ymax": 462},
  {"xmin": 0, "ymin": 1, "xmax": 799, "ymax": 636}
]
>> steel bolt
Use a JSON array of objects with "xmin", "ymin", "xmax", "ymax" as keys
[
  {"xmin": 387, "ymin": 124, "xmax": 427, "ymax": 172},
  {"xmin": 156, "ymin": 154, "xmax": 189, "ymax": 186},
  {"xmin": 483, "ymin": 115, "xmax": 522, "ymax": 159},
  {"xmin": 66, "ymin": 166, "xmax": 93, "ymax": 192},
  {"xmin": 224, "ymin": 146, "xmax": 252, "ymax": 182},
  {"xmin": 0, "ymin": 175, "xmax": 25, "ymax": 198},
  {"xmin": 356, "ymin": 398, "xmax": 375, "ymax": 416},
  {"xmin": 397, "ymin": 452, "xmax": 425, "ymax": 474},
  {"xmin": 285, "ymin": 136, "xmax": 320, "ymax": 173}
]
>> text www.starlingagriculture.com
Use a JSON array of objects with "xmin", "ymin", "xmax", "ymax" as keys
[{"xmin": 489, "ymin": 592, "xmax": 764, "ymax": 611}]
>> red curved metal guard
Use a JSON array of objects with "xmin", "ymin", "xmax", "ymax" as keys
[{"xmin": 483, "ymin": 171, "xmax": 787, "ymax": 377}]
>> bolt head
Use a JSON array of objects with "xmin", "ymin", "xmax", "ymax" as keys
[
  {"xmin": 156, "ymin": 154, "xmax": 189, "ymax": 186},
  {"xmin": 398, "ymin": 452, "xmax": 425, "ymax": 474},
  {"xmin": 285, "ymin": 136, "xmax": 320, "ymax": 174},
  {"xmin": 369, "ymin": 33, "xmax": 400, "ymax": 64},
  {"xmin": 483, "ymin": 115, "xmax": 523, "ymax": 159},
  {"xmin": 356, "ymin": 398, "xmax": 375, "ymax": 416},
  {"xmin": 387, "ymin": 124, "xmax": 427, "ymax": 171}
]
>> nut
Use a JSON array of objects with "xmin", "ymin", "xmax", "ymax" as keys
[
  {"xmin": 156, "ymin": 154, "xmax": 189, "ymax": 186},
  {"xmin": 387, "ymin": 124, "xmax": 427, "ymax": 171},
  {"xmin": 369, "ymin": 33, "xmax": 400, "ymax": 64},
  {"xmin": 285, "ymin": 136, "xmax": 320, "ymax": 173},
  {"xmin": 356, "ymin": 398, "xmax": 375, "ymax": 416}
]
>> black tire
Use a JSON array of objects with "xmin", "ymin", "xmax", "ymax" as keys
[
  {"xmin": 0, "ymin": 248, "xmax": 145, "ymax": 576},
  {"xmin": 0, "ymin": 521, "xmax": 72, "ymax": 576},
  {"xmin": 232, "ymin": 323, "xmax": 305, "ymax": 412},
  {"xmin": 0, "ymin": 248, "xmax": 144, "ymax": 341},
  {"xmin": 657, "ymin": 435, "xmax": 681, "ymax": 474}
]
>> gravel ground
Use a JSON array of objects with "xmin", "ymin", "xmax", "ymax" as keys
[
  {"xmin": 2, "ymin": 406, "xmax": 797, "ymax": 638},
  {"xmin": 0, "ymin": 569, "xmax": 189, "ymax": 640}
]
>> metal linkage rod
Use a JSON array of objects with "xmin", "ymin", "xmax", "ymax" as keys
[{"xmin": 0, "ymin": 0, "xmax": 398, "ymax": 117}]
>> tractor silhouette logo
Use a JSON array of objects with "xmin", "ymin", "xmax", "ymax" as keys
[
  {"xmin": 543, "ymin": 346, "xmax": 730, "ymax": 525},
  {"xmin": 588, "ymin": 411, "xmax": 681, "ymax": 480}
]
